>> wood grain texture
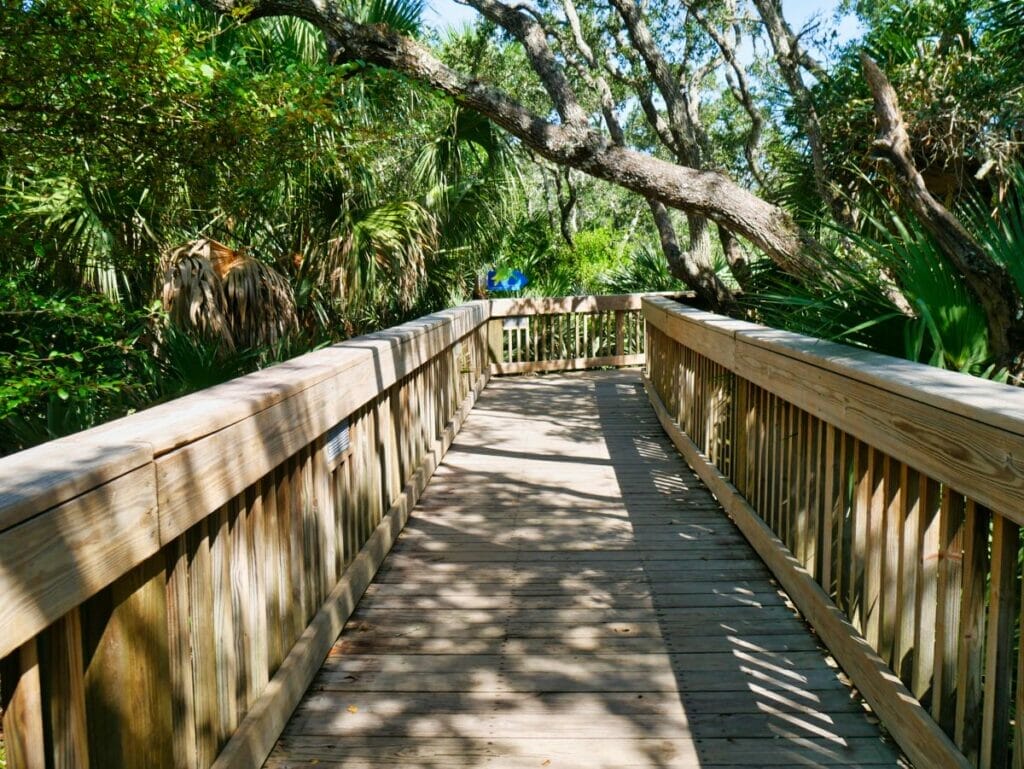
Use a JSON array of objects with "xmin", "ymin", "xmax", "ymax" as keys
[
  {"xmin": 489, "ymin": 293, "xmax": 678, "ymax": 317},
  {"xmin": 207, "ymin": 370, "xmax": 487, "ymax": 769},
  {"xmin": 644, "ymin": 296, "xmax": 1024, "ymax": 526},
  {"xmin": 1, "ymin": 641, "xmax": 46, "ymax": 769},
  {"xmin": 154, "ymin": 312, "xmax": 488, "ymax": 544},
  {"xmin": 40, "ymin": 609, "xmax": 89, "ymax": 769},
  {"xmin": 81, "ymin": 557, "xmax": 174, "ymax": 769},
  {"xmin": 645, "ymin": 295, "xmax": 1024, "ymax": 437},
  {"xmin": 0, "ymin": 441, "xmax": 150, "ymax": 534},
  {"xmin": 0, "ymin": 464, "xmax": 159, "ymax": 659},
  {"xmin": 491, "ymin": 353, "xmax": 644, "ymax": 375},
  {"xmin": 980, "ymin": 513, "xmax": 1018, "ymax": 769}
]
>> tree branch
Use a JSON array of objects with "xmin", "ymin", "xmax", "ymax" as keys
[
  {"xmin": 862, "ymin": 53, "xmax": 1024, "ymax": 366},
  {"xmin": 752, "ymin": 0, "xmax": 837, "ymax": 218},
  {"xmin": 461, "ymin": 0, "xmax": 590, "ymax": 129},
  {"xmin": 194, "ymin": 0, "xmax": 825, "ymax": 280}
]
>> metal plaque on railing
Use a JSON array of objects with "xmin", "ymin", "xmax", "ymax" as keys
[{"xmin": 324, "ymin": 417, "xmax": 351, "ymax": 467}]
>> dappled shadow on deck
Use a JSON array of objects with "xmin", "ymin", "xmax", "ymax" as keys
[{"xmin": 265, "ymin": 371, "xmax": 906, "ymax": 768}]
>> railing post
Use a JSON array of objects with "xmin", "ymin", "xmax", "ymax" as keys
[
  {"xmin": 487, "ymin": 318, "xmax": 504, "ymax": 366},
  {"xmin": 614, "ymin": 310, "xmax": 625, "ymax": 357}
]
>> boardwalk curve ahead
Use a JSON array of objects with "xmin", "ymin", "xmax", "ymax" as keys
[{"xmin": 267, "ymin": 371, "xmax": 905, "ymax": 768}]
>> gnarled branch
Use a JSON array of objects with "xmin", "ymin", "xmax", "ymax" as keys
[
  {"xmin": 194, "ymin": 0, "xmax": 826, "ymax": 281},
  {"xmin": 863, "ymin": 53, "xmax": 1024, "ymax": 366}
]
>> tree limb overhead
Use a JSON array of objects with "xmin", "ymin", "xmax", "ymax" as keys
[{"xmin": 862, "ymin": 52, "xmax": 1024, "ymax": 366}]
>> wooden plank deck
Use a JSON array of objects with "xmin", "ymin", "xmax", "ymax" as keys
[{"xmin": 265, "ymin": 370, "xmax": 906, "ymax": 768}]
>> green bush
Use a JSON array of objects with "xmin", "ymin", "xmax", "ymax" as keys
[
  {"xmin": 554, "ymin": 227, "xmax": 627, "ymax": 293},
  {"xmin": 0, "ymin": 275, "xmax": 155, "ymax": 455}
]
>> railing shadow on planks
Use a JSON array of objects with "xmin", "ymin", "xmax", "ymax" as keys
[{"xmin": 1, "ymin": 290, "xmax": 1020, "ymax": 769}]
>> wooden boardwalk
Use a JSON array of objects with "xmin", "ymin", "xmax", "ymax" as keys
[{"xmin": 265, "ymin": 371, "xmax": 905, "ymax": 768}]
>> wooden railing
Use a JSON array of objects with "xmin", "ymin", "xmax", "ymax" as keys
[
  {"xmin": 0, "ymin": 293, "xmax": 655, "ymax": 769},
  {"xmin": 0, "ymin": 303, "xmax": 490, "ymax": 769},
  {"xmin": 487, "ymin": 293, "xmax": 655, "ymax": 375},
  {"xmin": 644, "ymin": 295, "xmax": 1024, "ymax": 769}
]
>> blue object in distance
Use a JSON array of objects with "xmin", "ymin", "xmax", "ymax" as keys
[{"xmin": 486, "ymin": 268, "xmax": 528, "ymax": 292}]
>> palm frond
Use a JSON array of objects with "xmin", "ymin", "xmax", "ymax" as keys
[{"xmin": 341, "ymin": 0, "xmax": 425, "ymax": 35}]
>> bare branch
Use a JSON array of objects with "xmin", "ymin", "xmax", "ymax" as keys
[
  {"xmin": 610, "ymin": 0, "xmax": 701, "ymax": 165},
  {"xmin": 752, "ymin": 0, "xmax": 836, "ymax": 215},
  {"xmin": 461, "ymin": 0, "xmax": 590, "ymax": 129},
  {"xmin": 689, "ymin": 3, "xmax": 766, "ymax": 186}
]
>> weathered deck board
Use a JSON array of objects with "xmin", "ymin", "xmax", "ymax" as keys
[{"xmin": 265, "ymin": 371, "xmax": 906, "ymax": 768}]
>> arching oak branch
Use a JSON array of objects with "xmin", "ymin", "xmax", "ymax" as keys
[{"xmin": 197, "ymin": 0, "xmax": 827, "ymax": 278}]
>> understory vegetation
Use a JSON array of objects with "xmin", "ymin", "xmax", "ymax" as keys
[{"xmin": 1, "ymin": 0, "xmax": 1022, "ymax": 453}]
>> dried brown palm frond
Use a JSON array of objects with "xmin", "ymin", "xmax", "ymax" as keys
[
  {"xmin": 161, "ymin": 240, "xmax": 232, "ymax": 348},
  {"xmin": 205, "ymin": 238, "xmax": 245, "ymax": 278},
  {"xmin": 161, "ymin": 238, "xmax": 297, "ymax": 351},
  {"xmin": 222, "ymin": 255, "xmax": 298, "ymax": 349}
]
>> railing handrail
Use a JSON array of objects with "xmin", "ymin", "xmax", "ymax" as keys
[
  {"xmin": 0, "ymin": 292, "xmax": 659, "ymax": 769},
  {"xmin": 490, "ymin": 291, "xmax": 686, "ymax": 317},
  {"xmin": 0, "ymin": 300, "xmax": 489, "ymax": 661},
  {"xmin": 0, "ymin": 294, "xmax": 665, "ymax": 534},
  {"xmin": 644, "ymin": 294, "xmax": 1024, "ymax": 524}
]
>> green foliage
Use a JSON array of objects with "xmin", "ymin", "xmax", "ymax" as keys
[
  {"xmin": 0, "ymin": 275, "xmax": 155, "ymax": 455},
  {"xmin": 599, "ymin": 245, "xmax": 685, "ymax": 294},
  {"xmin": 786, "ymin": 0, "xmax": 1024, "ymax": 219},
  {"xmin": 554, "ymin": 228, "xmax": 628, "ymax": 292},
  {"xmin": 5, "ymin": 0, "xmax": 1022, "ymax": 458},
  {"xmin": 0, "ymin": 0, "xmax": 538, "ymax": 453},
  {"xmin": 745, "ymin": 187, "xmax": 1021, "ymax": 378}
]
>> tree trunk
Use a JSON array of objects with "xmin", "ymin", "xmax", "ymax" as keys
[
  {"xmin": 647, "ymin": 200, "xmax": 731, "ymax": 311},
  {"xmin": 718, "ymin": 225, "xmax": 755, "ymax": 293},
  {"xmin": 862, "ymin": 53, "xmax": 1024, "ymax": 369}
]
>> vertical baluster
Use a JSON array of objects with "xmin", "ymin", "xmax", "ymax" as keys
[
  {"xmin": 755, "ymin": 386, "xmax": 769, "ymax": 517},
  {"xmin": 165, "ymin": 536, "xmax": 198, "ymax": 769},
  {"xmin": 782, "ymin": 402, "xmax": 796, "ymax": 552},
  {"xmin": 615, "ymin": 310, "xmax": 625, "ymax": 358},
  {"xmin": 954, "ymin": 500, "xmax": 988, "ymax": 762},
  {"xmin": 265, "ymin": 467, "xmax": 286, "ymax": 672},
  {"xmin": 847, "ymin": 441, "xmax": 867, "ymax": 627},
  {"xmin": 933, "ymin": 487, "xmax": 966, "ymax": 733},
  {"xmin": 767, "ymin": 394, "xmax": 780, "ymax": 533},
  {"xmin": 84, "ymin": 559, "xmax": 175, "ymax": 766},
  {"xmin": 880, "ymin": 456, "xmax": 902, "ymax": 667},
  {"xmin": 230, "ymin": 494, "xmax": 255, "ymax": 717},
  {"xmin": 211, "ymin": 505, "xmax": 238, "ymax": 743},
  {"xmin": 40, "ymin": 609, "xmax": 89, "ymax": 769},
  {"xmin": 894, "ymin": 465, "xmax": 921, "ymax": 687},
  {"xmin": 981, "ymin": 513, "xmax": 1017, "ymax": 769},
  {"xmin": 187, "ymin": 520, "xmax": 218, "ymax": 767},
  {"xmin": 820, "ymin": 425, "xmax": 837, "ymax": 595},
  {"xmin": 804, "ymin": 415, "xmax": 821, "ymax": 578},
  {"xmin": 865, "ymin": 448, "xmax": 885, "ymax": 649},
  {"xmin": 247, "ymin": 483, "xmax": 270, "ymax": 700},
  {"xmin": 732, "ymin": 377, "xmax": 749, "ymax": 496},
  {"xmin": 282, "ymin": 456, "xmax": 304, "ymax": 645},
  {"xmin": 288, "ymin": 454, "xmax": 309, "ymax": 631},
  {"xmin": 913, "ymin": 477, "xmax": 942, "ymax": 707},
  {"xmin": 2, "ymin": 641, "xmax": 47, "ymax": 769}
]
